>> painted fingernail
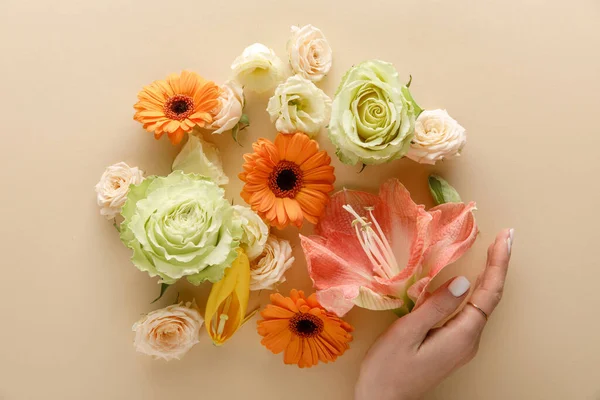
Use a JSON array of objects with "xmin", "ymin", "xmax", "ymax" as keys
[
  {"xmin": 449, "ymin": 276, "xmax": 471, "ymax": 297},
  {"xmin": 507, "ymin": 228, "xmax": 515, "ymax": 255}
]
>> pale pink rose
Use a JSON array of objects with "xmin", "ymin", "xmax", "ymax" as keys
[
  {"xmin": 300, "ymin": 179, "xmax": 478, "ymax": 317},
  {"xmin": 407, "ymin": 109, "xmax": 467, "ymax": 165},
  {"xmin": 287, "ymin": 25, "xmax": 332, "ymax": 82},
  {"xmin": 132, "ymin": 301, "xmax": 203, "ymax": 361},
  {"xmin": 209, "ymin": 81, "xmax": 244, "ymax": 134},
  {"xmin": 95, "ymin": 162, "xmax": 144, "ymax": 219},
  {"xmin": 250, "ymin": 235, "xmax": 294, "ymax": 291}
]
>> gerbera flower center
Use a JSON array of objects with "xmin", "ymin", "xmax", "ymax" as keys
[
  {"xmin": 164, "ymin": 94, "xmax": 194, "ymax": 120},
  {"xmin": 268, "ymin": 161, "xmax": 304, "ymax": 198},
  {"xmin": 289, "ymin": 313, "xmax": 323, "ymax": 338}
]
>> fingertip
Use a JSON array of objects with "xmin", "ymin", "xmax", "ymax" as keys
[
  {"xmin": 507, "ymin": 228, "xmax": 515, "ymax": 256},
  {"xmin": 489, "ymin": 229, "xmax": 512, "ymax": 268}
]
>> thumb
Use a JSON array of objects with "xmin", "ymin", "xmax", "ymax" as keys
[{"xmin": 405, "ymin": 276, "xmax": 471, "ymax": 343}]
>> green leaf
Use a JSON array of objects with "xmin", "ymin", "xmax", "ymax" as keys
[
  {"xmin": 151, "ymin": 283, "xmax": 171, "ymax": 304},
  {"xmin": 401, "ymin": 84, "xmax": 423, "ymax": 118},
  {"xmin": 231, "ymin": 114, "xmax": 249, "ymax": 146},
  {"xmin": 231, "ymin": 124, "xmax": 240, "ymax": 146},
  {"xmin": 428, "ymin": 175, "xmax": 462, "ymax": 205}
]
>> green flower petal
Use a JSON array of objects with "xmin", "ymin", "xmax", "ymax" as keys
[
  {"xmin": 119, "ymin": 171, "xmax": 243, "ymax": 285},
  {"xmin": 329, "ymin": 59, "xmax": 417, "ymax": 165}
]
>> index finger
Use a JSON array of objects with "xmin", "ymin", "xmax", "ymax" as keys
[{"xmin": 451, "ymin": 228, "xmax": 513, "ymax": 331}]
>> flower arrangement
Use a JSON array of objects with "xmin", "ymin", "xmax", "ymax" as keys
[{"xmin": 96, "ymin": 24, "xmax": 474, "ymax": 367}]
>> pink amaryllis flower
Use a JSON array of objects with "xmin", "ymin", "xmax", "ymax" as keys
[{"xmin": 299, "ymin": 179, "xmax": 478, "ymax": 317}]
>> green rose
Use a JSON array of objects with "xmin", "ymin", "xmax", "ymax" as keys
[
  {"xmin": 120, "ymin": 170, "xmax": 243, "ymax": 285},
  {"xmin": 329, "ymin": 59, "xmax": 419, "ymax": 165}
]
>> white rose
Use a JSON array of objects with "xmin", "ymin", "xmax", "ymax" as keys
[
  {"xmin": 233, "ymin": 205, "xmax": 269, "ymax": 261},
  {"xmin": 407, "ymin": 109, "xmax": 467, "ymax": 165},
  {"xmin": 287, "ymin": 24, "xmax": 332, "ymax": 82},
  {"xmin": 209, "ymin": 81, "xmax": 244, "ymax": 134},
  {"xmin": 172, "ymin": 133, "xmax": 229, "ymax": 185},
  {"xmin": 95, "ymin": 162, "xmax": 144, "ymax": 219},
  {"xmin": 250, "ymin": 235, "xmax": 294, "ymax": 291},
  {"xmin": 266, "ymin": 75, "xmax": 332, "ymax": 136},
  {"xmin": 231, "ymin": 43, "xmax": 285, "ymax": 93},
  {"xmin": 132, "ymin": 300, "xmax": 203, "ymax": 361}
]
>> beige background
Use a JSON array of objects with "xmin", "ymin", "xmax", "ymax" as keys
[{"xmin": 1, "ymin": 0, "xmax": 599, "ymax": 399}]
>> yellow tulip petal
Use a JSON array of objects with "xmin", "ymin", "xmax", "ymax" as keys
[{"xmin": 205, "ymin": 249, "xmax": 250, "ymax": 346}]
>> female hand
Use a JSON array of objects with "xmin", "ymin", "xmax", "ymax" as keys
[{"xmin": 355, "ymin": 229, "xmax": 514, "ymax": 400}]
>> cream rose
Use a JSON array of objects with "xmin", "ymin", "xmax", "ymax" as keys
[
  {"xmin": 407, "ymin": 109, "xmax": 467, "ymax": 165},
  {"xmin": 233, "ymin": 205, "xmax": 269, "ymax": 261},
  {"xmin": 231, "ymin": 43, "xmax": 285, "ymax": 93},
  {"xmin": 95, "ymin": 162, "xmax": 144, "ymax": 219},
  {"xmin": 287, "ymin": 24, "xmax": 332, "ymax": 82},
  {"xmin": 209, "ymin": 81, "xmax": 244, "ymax": 134},
  {"xmin": 132, "ymin": 301, "xmax": 204, "ymax": 361},
  {"xmin": 250, "ymin": 235, "xmax": 294, "ymax": 291},
  {"xmin": 266, "ymin": 75, "xmax": 331, "ymax": 136}
]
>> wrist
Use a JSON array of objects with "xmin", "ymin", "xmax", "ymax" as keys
[{"xmin": 355, "ymin": 382, "xmax": 420, "ymax": 400}]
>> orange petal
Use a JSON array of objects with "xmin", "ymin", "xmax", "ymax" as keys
[
  {"xmin": 300, "ymin": 151, "xmax": 330, "ymax": 171},
  {"xmin": 264, "ymin": 143, "xmax": 281, "ymax": 164},
  {"xmin": 296, "ymin": 190, "xmax": 326, "ymax": 216},
  {"xmin": 166, "ymin": 73, "xmax": 181, "ymax": 94},
  {"xmin": 270, "ymin": 293, "xmax": 299, "ymax": 313},
  {"xmin": 260, "ymin": 326, "xmax": 292, "ymax": 354},
  {"xmin": 168, "ymin": 129, "xmax": 185, "ymax": 145},
  {"xmin": 304, "ymin": 183, "xmax": 335, "ymax": 194},
  {"xmin": 164, "ymin": 119, "xmax": 181, "ymax": 133},
  {"xmin": 286, "ymin": 133, "xmax": 317, "ymax": 164},
  {"xmin": 265, "ymin": 204, "xmax": 278, "ymax": 224},
  {"xmin": 303, "ymin": 213, "xmax": 319, "ymax": 225},
  {"xmin": 283, "ymin": 334, "xmax": 302, "ymax": 365},
  {"xmin": 258, "ymin": 191, "xmax": 276, "ymax": 213},
  {"xmin": 282, "ymin": 198, "xmax": 303, "ymax": 224},
  {"xmin": 257, "ymin": 318, "xmax": 289, "ymax": 336},
  {"xmin": 275, "ymin": 198, "xmax": 288, "ymax": 227},
  {"xmin": 302, "ymin": 165, "xmax": 336, "ymax": 183},
  {"xmin": 274, "ymin": 133, "xmax": 290, "ymax": 159},
  {"xmin": 260, "ymin": 304, "xmax": 296, "ymax": 319}
]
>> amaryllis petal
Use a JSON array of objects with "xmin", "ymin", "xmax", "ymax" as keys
[
  {"xmin": 353, "ymin": 286, "xmax": 407, "ymax": 311},
  {"xmin": 300, "ymin": 234, "xmax": 372, "ymax": 290},
  {"xmin": 407, "ymin": 277, "xmax": 431, "ymax": 302},
  {"xmin": 301, "ymin": 178, "xmax": 478, "ymax": 317},
  {"xmin": 315, "ymin": 286, "xmax": 360, "ymax": 317},
  {"xmin": 422, "ymin": 201, "xmax": 478, "ymax": 277},
  {"xmin": 378, "ymin": 179, "xmax": 431, "ymax": 272},
  {"xmin": 315, "ymin": 188, "xmax": 380, "ymax": 237}
]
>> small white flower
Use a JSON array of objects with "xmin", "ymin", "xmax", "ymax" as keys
[
  {"xmin": 267, "ymin": 75, "xmax": 332, "ymax": 137},
  {"xmin": 95, "ymin": 162, "xmax": 144, "ymax": 219},
  {"xmin": 250, "ymin": 235, "xmax": 294, "ymax": 291},
  {"xmin": 209, "ymin": 81, "xmax": 244, "ymax": 134},
  {"xmin": 132, "ymin": 301, "xmax": 204, "ymax": 361},
  {"xmin": 231, "ymin": 43, "xmax": 285, "ymax": 93},
  {"xmin": 407, "ymin": 109, "xmax": 467, "ymax": 165},
  {"xmin": 232, "ymin": 205, "xmax": 269, "ymax": 261},
  {"xmin": 172, "ymin": 133, "xmax": 229, "ymax": 185},
  {"xmin": 287, "ymin": 24, "xmax": 332, "ymax": 82}
]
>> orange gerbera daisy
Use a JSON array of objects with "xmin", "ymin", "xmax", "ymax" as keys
[
  {"xmin": 133, "ymin": 70, "xmax": 221, "ymax": 145},
  {"xmin": 257, "ymin": 289, "xmax": 354, "ymax": 368},
  {"xmin": 239, "ymin": 133, "xmax": 335, "ymax": 229}
]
